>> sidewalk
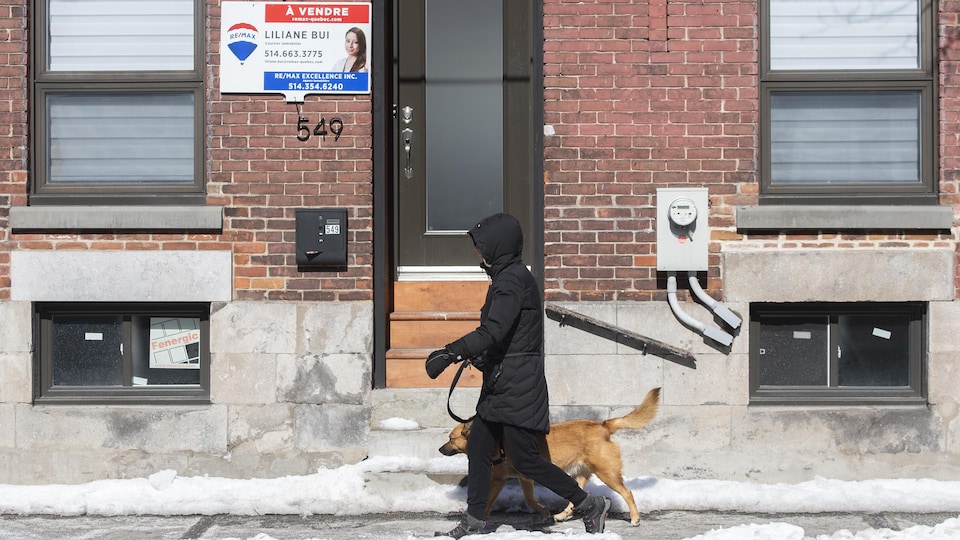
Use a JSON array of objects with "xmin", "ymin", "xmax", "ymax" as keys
[{"xmin": 1, "ymin": 510, "xmax": 956, "ymax": 540}]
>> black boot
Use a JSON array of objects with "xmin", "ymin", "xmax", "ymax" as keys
[
  {"xmin": 435, "ymin": 512, "xmax": 485, "ymax": 538},
  {"xmin": 572, "ymin": 495, "xmax": 611, "ymax": 534}
]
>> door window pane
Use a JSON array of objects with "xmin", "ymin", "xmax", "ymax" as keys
[
  {"xmin": 47, "ymin": 93, "xmax": 195, "ymax": 184},
  {"xmin": 770, "ymin": 91, "xmax": 921, "ymax": 184},
  {"xmin": 769, "ymin": 0, "xmax": 919, "ymax": 70},
  {"xmin": 49, "ymin": 0, "xmax": 194, "ymax": 71},
  {"xmin": 424, "ymin": 0, "xmax": 503, "ymax": 231}
]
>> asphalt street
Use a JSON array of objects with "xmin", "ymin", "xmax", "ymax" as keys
[{"xmin": 0, "ymin": 510, "xmax": 956, "ymax": 540}]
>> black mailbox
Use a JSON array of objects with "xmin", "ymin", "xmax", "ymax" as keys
[{"xmin": 295, "ymin": 208, "xmax": 348, "ymax": 268}]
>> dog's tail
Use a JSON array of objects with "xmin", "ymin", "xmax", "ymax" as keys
[{"xmin": 602, "ymin": 387, "xmax": 661, "ymax": 435}]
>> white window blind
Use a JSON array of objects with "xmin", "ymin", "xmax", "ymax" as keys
[
  {"xmin": 49, "ymin": 0, "xmax": 194, "ymax": 71},
  {"xmin": 770, "ymin": 0, "xmax": 919, "ymax": 70},
  {"xmin": 48, "ymin": 93, "xmax": 195, "ymax": 184},
  {"xmin": 770, "ymin": 91, "xmax": 921, "ymax": 184}
]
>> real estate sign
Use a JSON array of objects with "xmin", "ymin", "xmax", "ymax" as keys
[{"xmin": 220, "ymin": 2, "xmax": 372, "ymax": 102}]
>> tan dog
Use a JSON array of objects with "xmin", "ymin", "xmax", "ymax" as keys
[{"xmin": 438, "ymin": 387, "xmax": 660, "ymax": 526}]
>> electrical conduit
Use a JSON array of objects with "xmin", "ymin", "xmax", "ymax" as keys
[
  {"xmin": 666, "ymin": 272, "xmax": 734, "ymax": 347},
  {"xmin": 687, "ymin": 271, "xmax": 742, "ymax": 330}
]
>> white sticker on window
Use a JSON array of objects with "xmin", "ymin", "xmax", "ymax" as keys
[
  {"xmin": 793, "ymin": 331, "xmax": 812, "ymax": 339},
  {"xmin": 132, "ymin": 377, "xmax": 149, "ymax": 386},
  {"xmin": 84, "ymin": 332, "xmax": 103, "ymax": 341},
  {"xmin": 873, "ymin": 327, "xmax": 892, "ymax": 340}
]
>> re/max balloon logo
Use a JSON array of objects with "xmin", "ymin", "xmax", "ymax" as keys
[{"xmin": 227, "ymin": 22, "xmax": 259, "ymax": 62}]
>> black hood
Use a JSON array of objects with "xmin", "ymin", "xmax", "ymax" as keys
[{"xmin": 468, "ymin": 213, "xmax": 523, "ymax": 276}]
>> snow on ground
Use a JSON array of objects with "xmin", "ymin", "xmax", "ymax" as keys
[{"xmin": 1, "ymin": 454, "xmax": 960, "ymax": 539}]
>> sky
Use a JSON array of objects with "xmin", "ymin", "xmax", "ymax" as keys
[{"xmin": 1, "ymin": 418, "xmax": 959, "ymax": 540}]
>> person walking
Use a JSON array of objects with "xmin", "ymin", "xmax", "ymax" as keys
[{"xmin": 425, "ymin": 213, "xmax": 611, "ymax": 538}]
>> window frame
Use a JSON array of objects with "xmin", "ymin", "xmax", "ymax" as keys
[
  {"xmin": 29, "ymin": 0, "xmax": 207, "ymax": 206},
  {"xmin": 758, "ymin": 0, "xmax": 938, "ymax": 205},
  {"xmin": 749, "ymin": 302, "xmax": 926, "ymax": 406},
  {"xmin": 35, "ymin": 302, "xmax": 211, "ymax": 405}
]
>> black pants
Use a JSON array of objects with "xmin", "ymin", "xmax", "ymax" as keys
[{"xmin": 465, "ymin": 416, "xmax": 588, "ymax": 520}]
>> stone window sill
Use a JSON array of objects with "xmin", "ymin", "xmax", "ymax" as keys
[
  {"xmin": 9, "ymin": 206, "xmax": 223, "ymax": 232},
  {"xmin": 736, "ymin": 205, "xmax": 953, "ymax": 231}
]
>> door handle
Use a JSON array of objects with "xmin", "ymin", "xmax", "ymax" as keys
[{"xmin": 402, "ymin": 127, "xmax": 413, "ymax": 178}]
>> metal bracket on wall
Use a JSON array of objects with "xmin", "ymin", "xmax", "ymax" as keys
[{"xmin": 545, "ymin": 302, "xmax": 696, "ymax": 369}]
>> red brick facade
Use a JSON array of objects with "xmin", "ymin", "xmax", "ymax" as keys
[
  {"xmin": 0, "ymin": 1, "xmax": 27, "ymax": 299},
  {"xmin": 543, "ymin": 0, "xmax": 759, "ymax": 302},
  {"xmin": 1, "ymin": 0, "xmax": 959, "ymax": 302},
  {"xmin": 0, "ymin": 0, "xmax": 375, "ymax": 303}
]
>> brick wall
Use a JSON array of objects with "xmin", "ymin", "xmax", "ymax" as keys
[
  {"xmin": 940, "ymin": 1, "xmax": 960, "ymax": 296},
  {"xmin": 542, "ymin": 0, "xmax": 759, "ymax": 303},
  {"xmin": 0, "ymin": 0, "xmax": 374, "ymax": 302},
  {"xmin": 3, "ymin": 0, "xmax": 959, "ymax": 303},
  {"xmin": 207, "ymin": 90, "xmax": 373, "ymax": 301},
  {"xmin": 541, "ymin": 0, "xmax": 959, "ymax": 302},
  {"xmin": 0, "ymin": 0, "xmax": 27, "ymax": 300}
]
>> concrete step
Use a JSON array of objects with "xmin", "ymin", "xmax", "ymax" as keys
[
  {"xmin": 369, "ymin": 387, "xmax": 479, "ymax": 464},
  {"xmin": 371, "ymin": 387, "xmax": 481, "ymax": 430},
  {"xmin": 368, "ymin": 427, "xmax": 452, "ymax": 461}
]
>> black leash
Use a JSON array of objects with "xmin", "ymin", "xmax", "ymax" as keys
[
  {"xmin": 446, "ymin": 361, "xmax": 476, "ymax": 424},
  {"xmin": 446, "ymin": 362, "xmax": 506, "ymax": 464}
]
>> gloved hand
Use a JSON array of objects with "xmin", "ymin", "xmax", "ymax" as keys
[
  {"xmin": 425, "ymin": 347, "xmax": 462, "ymax": 379},
  {"xmin": 468, "ymin": 351, "xmax": 490, "ymax": 371}
]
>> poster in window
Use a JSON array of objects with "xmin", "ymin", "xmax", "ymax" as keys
[
  {"xmin": 150, "ymin": 317, "xmax": 201, "ymax": 369},
  {"xmin": 220, "ymin": 2, "xmax": 372, "ymax": 102}
]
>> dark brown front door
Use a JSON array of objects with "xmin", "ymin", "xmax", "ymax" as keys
[
  {"xmin": 394, "ymin": 0, "xmax": 535, "ymax": 272},
  {"xmin": 385, "ymin": 0, "xmax": 538, "ymax": 387}
]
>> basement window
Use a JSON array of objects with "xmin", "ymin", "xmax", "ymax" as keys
[
  {"xmin": 749, "ymin": 302, "xmax": 925, "ymax": 405},
  {"xmin": 35, "ymin": 303, "xmax": 210, "ymax": 405}
]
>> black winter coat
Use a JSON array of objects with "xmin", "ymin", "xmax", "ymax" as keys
[{"xmin": 446, "ymin": 213, "xmax": 550, "ymax": 433}]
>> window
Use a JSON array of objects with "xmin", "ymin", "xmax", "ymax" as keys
[
  {"xmin": 30, "ymin": 0, "xmax": 205, "ymax": 205},
  {"xmin": 760, "ymin": 0, "xmax": 937, "ymax": 204},
  {"xmin": 35, "ymin": 303, "xmax": 210, "ymax": 404},
  {"xmin": 749, "ymin": 303, "xmax": 925, "ymax": 405}
]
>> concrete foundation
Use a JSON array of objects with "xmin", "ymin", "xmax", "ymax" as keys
[{"xmin": 2, "ymin": 279, "xmax": 959, "ymax": 484}]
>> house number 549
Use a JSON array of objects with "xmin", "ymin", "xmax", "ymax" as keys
[{"xmin": 297, "ymin": 116, "xmax": 344, "ymax": 142}]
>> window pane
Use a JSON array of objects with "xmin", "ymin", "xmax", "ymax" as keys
[
  {"xmin": 770, "ymin": 91, "xmax": 921, "ymax": 184},
  {"xmin": 49, "ymin": 0, "xmax": 194, "ymax": 71},
  {"xmin": 770, "ymin": 0, "xmax": 919, "ymax": 70},
  {"xmin": 757, "ymin": 316, "xmax": 829, "ymax": 386},
  {"xmin": 837, "ymin": 314, "xmax": 910, "ymax": 386},
  {"xmin": 130, "ymin": 316, "xmax": 201, "ymax": 385},
  {"xmin": 425, "ymin": 0, "xmax": 503, "ymax": 231},
  {"xmin": 51, "ymin": 315, "xmax": 123, "ymax": 386},
  {"xmin": 48, "ymin": 93, "xmax": 195, "ymax": 184}
]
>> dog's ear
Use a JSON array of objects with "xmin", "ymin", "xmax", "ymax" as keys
[{"xmin": 461, "ymin": 420, "xmax": 473, "ymax": 439}]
